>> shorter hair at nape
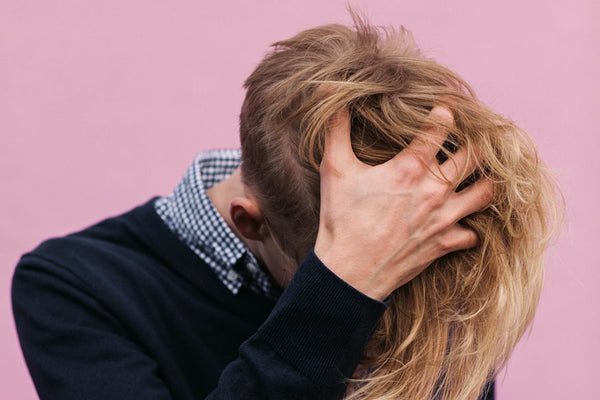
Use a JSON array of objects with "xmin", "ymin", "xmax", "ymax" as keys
[{"xmin": 239, "ymin": 12, "xmax": 560, "ymax": 400}]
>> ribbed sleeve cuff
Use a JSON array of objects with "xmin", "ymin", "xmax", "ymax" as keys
[{"xmin": 257, "ymin": 250, "xmax": 388, "ymax": 386}]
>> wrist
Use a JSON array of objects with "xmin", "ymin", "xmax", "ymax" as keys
[{"xmin": 313, "ymin": 247, "xmax": 390, "ymax": 302}]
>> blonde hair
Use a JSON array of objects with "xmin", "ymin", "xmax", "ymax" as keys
[{"xmin": 239, "ymin": 16, "xmax": 561, "ymax": 400}]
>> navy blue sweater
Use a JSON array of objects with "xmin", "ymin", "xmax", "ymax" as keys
[
  {"xmin": 12, "ymin": 198, "xmax": 494, "ymax": 399},
  {"xmin": 12, "ymin": 198, "xmax": 389, "ymax": 399}
]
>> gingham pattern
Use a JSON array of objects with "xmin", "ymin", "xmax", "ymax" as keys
[{"xmin": 154, "ymin": 149, "xmax": 281, "ymax": 300}]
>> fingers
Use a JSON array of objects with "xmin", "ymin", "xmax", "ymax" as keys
[
  {"xmin": 440, "ymin": 224, "xmax": 480, "ymax": 254},
  {"xmin": 439, "ymin": 145, "xmax": 478, "ymax": 184},
  {"xmin": 321, "ymin": 108, "xmax": 357, "ymax": 170},
  {"xmin": 405, "ymin": 106, "xmax": 454, "ymax": 164},
  {"xmin": 447, "ymin": 177, "xmax": 494, "ymax": 223}
]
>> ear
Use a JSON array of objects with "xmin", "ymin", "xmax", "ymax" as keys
[{"xmin": 229, "ymin": 197, "xmax": 267, "ymax": 241}]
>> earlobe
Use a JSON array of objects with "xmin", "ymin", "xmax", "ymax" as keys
[{"xmin": 229, "ymin": 197, "xmax": 266, "ymax": 241}]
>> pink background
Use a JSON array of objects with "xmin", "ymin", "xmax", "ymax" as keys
[{"xmin": 1, "ymin": 1, "xmax": 598, "ymax": 398}]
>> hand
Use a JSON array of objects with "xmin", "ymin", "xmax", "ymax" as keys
[{"xmin": 314, "ymin": 106, "xmax": 493, "ymax": 301}]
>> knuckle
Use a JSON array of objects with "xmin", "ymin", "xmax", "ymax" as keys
[
  {"xmin": 400, "ymin": 155, "xmax": 424, "ymax": 178},
  {"xmin": 459, "ymin": 228, "xmax": 479, "ymax": 249},
  {"xmin": 423, "ymin": 193, "xmax": 441, "ymax": 209},
  {"xmin": 319, "ymin": 161, "xmax": 333, "ymax": 177},
  {"xmin": 483, "ymin": 183, "xmax": 494, "ymax": 203},
  {"xmin": 436, "ymin": 234, "xmax": 455, "ymax": 255},
  {"xmin": 436, "ymin": 227, "xmax": 478, "ymax": 256},
  {"xmin": 476, "ymin": 180, "xmax": 494, "ymax": 207},
  {"xmin": 423, "ymin": 215, "xmax": 448, "ymax": 238},
  {"xmin": 429, "ymin": 219, "xmax": 447, "ymax": 237},
  {"xmin": 431, "ymin": 105, "xmax": 454, "ymax": 124},
  {"xmin": 422, "ymin": 186, "xmax": 446, "ymax": 209},
  {"xmin": 469, "ymin": 231, "xmax": 480, "ymax": 247},
  {"xmin": 319, "ymin": 158, "xmax": 343, "ymax": 180}
]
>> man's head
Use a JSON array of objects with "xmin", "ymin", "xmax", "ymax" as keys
[
  {"xmin": 238, "ymin": 19, "xmax": 478, "ymax": 264},
  {"xmin": 233, "ymin": 17, "xmax": 559, "ymax": 400}
]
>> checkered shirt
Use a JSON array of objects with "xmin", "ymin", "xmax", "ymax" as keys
[{"xmin": 154, "ymin": 149, "xmax": 281, "ymax": 300}]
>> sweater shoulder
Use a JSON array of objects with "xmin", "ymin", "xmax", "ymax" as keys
[
  {"xmin": 14, "ymin": 197, "xmax": 277, "ymax": 324},
  {"xmin": 17, "ymin": 198, "xmax": 168, "ymax": 288}
]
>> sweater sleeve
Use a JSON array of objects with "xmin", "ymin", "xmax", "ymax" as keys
[
  {"xmin": 206, "ymin": 250, "xmax": 389, "ymax": 399},
  {"xmin": 208, "ymin": 251, "xmax": 495, "ymax": 400},
  {"xmin": 12, "ymin": 250, "xmax": 387, "ymax": 400}
]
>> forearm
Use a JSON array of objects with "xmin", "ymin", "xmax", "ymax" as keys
[{"xmin": 207, "ymin": 250, "xmax": 388, "ymax": 399}]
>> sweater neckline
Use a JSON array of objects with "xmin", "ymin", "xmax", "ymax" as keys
[{"xmin": 123, "ymin": 197, "xmax": 277, "ymax": 323}]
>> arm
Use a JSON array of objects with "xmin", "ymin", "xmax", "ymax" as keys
[
  {"xmin": 208, "ymin": 106, "xmax": 493, "ymax": 398},
  {"xmin": 13, "ymin": 106, "xmax": 491, "ymax": 399},
  {"xmin": 12, "ymin": 251, "xmax": 386, "ymax": 400},
  {"xmin": 206, "ymin": 251, "xmax": 387, "ymax": 399},
  {"xmin": 315, "ymin": 107, "xmax": 492, "ymax": 301}
]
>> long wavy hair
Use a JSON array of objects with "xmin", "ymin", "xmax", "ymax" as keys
[{"xmin": 239, "ymin": 16, "xmax": 561, "ymax": 400}]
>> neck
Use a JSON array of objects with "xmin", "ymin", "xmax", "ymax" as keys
[{"xmin": 206, "ymin": 168, "xmax": 297, "ymax": 289}]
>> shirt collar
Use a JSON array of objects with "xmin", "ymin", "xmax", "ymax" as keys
[{"xmin": 154, "ymin": 149, "xmax": 280, "ymax": 299}]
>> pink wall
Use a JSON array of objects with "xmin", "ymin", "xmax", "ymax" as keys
[{"xmin": 1, "ymin": 1, "xmax": 597, "ymax": 398}]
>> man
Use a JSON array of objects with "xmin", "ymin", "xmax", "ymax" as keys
[{"xmin": 12, "ymin": 22, "xmax": 495, "ymax": 399}]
